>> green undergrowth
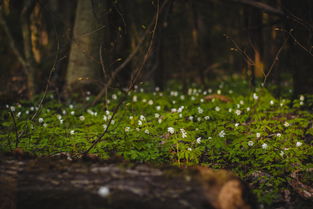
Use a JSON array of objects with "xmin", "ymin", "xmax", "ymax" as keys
[{"xmin": 1, "ymin": 79, "xmax": 313, "ymax": 206}]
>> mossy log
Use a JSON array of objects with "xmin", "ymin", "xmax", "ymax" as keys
[{"xmin": 0, "ymin": 155, "xmax": 256, "ymax": 209}]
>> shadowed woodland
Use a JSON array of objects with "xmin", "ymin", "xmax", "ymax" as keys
[{"xmin": 0, "ymin": 0, "xmax": 313, "ymax": 209}]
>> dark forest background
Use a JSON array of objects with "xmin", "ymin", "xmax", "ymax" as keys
[{"xmin": 1, "ymin": 0, "xmax": 313, "ymax": 104}]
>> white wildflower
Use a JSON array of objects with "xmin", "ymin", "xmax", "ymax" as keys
[
  {"xmin": 70, "ymin": 130, "xmax": 75, "ymax": 135},
  {"xmin": 215, "ymin": 106, "xmax": 220, "ymax": 112},
  {"xmin": 148, "ymin": 100, "xmax": 154, "ymax": 105},
  {"xmin": 158, "ymin": 118, "xmax": 162, "ymax": 124},
  {"xmin": 240, "ymin": 100, "xmax": 244, "ymax": 105},
  {"xmin": 180, "ymin": 95, "xmax": 185, "ymax": 100},
  {"xmin": 189, "ymin": 116, "xmax": 194, "ymax": 121},
  {"xmin": 138, "ymin": 120, "xmax": 143, "ymax": 126},
  {"xmin": 198, "ymin": 107, "xmax": 204, "ymax": 114},
  {"xmin": 142, "ymin": 99, "xmax": 147, "ymax": 103},
  {"xmin": 218, "ymin": 130, "xmax": 225, "ymax": 138},
  {"xmin": 296, "ymin": 141, "xmax": 302, "ymax": 147},
  {"xmin": 235, "ymin": 123, "xmax": 239, "ymax": 127},
  {"xmin": 16, "ymin": 112, "xmax": 21, "ymax": 118},
  {"xmin": 38, "ymin": 118, "xmax": 44, "ymax": 123},
  {"xmin": 79, "ymin": 115, "xmax": 85, "ymax": 121},
  {"xmin": 256, "ymin": 133, "xmax": 261, "ymax": 138},
  {"xmin": 129, "ymin": 116, "xmax": 133, "ymax": 120},
  {"xmin": 228, "ymin": 108, "xmax": 232, "ymax": 113},
  {"xmin": 10, "ymin": 106, "xmax": 15, "ymax": 112},
  {"xmin": 43, "ymin": 123, "xmax": 47, "ymax": 128},
  {"xmin": 280, "ymin": 151, "xmax": 284, "ymax": 157},
  {"xmin": 112, "ymin": 94, "xmax": 117, "ymax": 100},
  {"xmin": 196, "ymin": 137, "xmax": 201, "ymax": 144},
  {"xmin": 217, "ymin": 89, "xmax": 221, "ymax": 95},
  {"xmin": 299, "ymin": 95, "xmax": 304, "ymax": 101},
  {"xmin": 270, "ymin": 100, "xmax": 274, "ymax": 105},
  {"xmin": 69, "ymin": 104, "xmax": 74, "ymax": 109},
  {"xmin": 197, "ymin": 117, "xmax": 201, "ymax": 122},
  {"xmin": 248, "ymin": 141, "xmax": 254, "ymax": 147},
  {"xmin": 187, "ymin": 147, "xmax": 192, "ymax": 151},
  {"xmin": 156, "ymin": 106, "xmax": 161, "ymax": 111},
  {"xmin": 204, "ymin": 116, "xmax": 210, "ymax": 120},
  {"xmin": 125, "ymin": 127, "xmax": 130, "ymax": 132},
  {"xmin": 155, "ymin": 86, "xmax": 160, "ymax": 92},
  {"xmin": 111, "ymin": 120, "xmax": 115, "ymax": 125},
  {"xmin": 180, "ymin": 129, "xmax": 187, "ymax": 138},
  {"xmin": 144, "ymin": 129, "xmax": 150, "ymax": 134},
  {"xmin": 284, "ymin": 122, "xmax": 289, "ymax": 127},
  {"xmin": 140, "ymin": 115, "xmax": 145, "ymax": 121},
  {"xmin": 70, "ymin": 111, "xmax": 75, "ymax": 116},
  {"xmin": 103, "ymin": 124, "xmax": 107, "ymax": 130},
  {"xmin": 253, "ymin": 93, "xmax": 258, "ymax": 100},
  {"xmin": 276, "ymin": 133, "xmax": 281, "ymax": 137},
  {"xmin": 168, "ymin": 127, "xmax": 175, "ymax": 134},
  {"xmin": 98, "ymin": 186, "xmax": 110, "ymax": 198},
  {"xmin": 246, "ymin": 107, "xmax": 250, "ymax": 111},
  {"xmin": 155, "ymin": 113, "xmax": 160, "ymax": 118},
  {"xmin": 103, "ymin": 115, "xmax": 107, "ymax": 121},
  {"xmin": 262, "ymin": 143, "xmax": 268, "ymax": 149},
  {"xmin": 132, "ymin": 96, "xmax": 137, "ymax": 102},
  {"xmin": 25, "ymin": 110, "xmax": 29, "ymax": 115},
  {"xmin": 235, "ymin": 109, "xmax": 241, "ymax": 116}
]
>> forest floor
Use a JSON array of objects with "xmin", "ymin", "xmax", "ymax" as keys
[{"xmin": 0, "ymin": 79, "xmax": 312, "ymax": 208}]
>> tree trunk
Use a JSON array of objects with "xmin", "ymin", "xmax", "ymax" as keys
[
  {"xmin": 65, "ymin": 0, "xmax": 107, "ymax": 94},
  {"xmin": 0, "ymin": 156, "xmax": 256, "ymax": 209}
]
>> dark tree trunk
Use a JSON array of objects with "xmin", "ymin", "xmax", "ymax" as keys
[{"xmin": 0, "ymin": 156, "xmax": 256, "ymax": 209}]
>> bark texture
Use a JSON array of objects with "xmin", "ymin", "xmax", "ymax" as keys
[
  {"xmin": 0, "ymin": 156, "xmax": 257, "ymax": 209},
  {"xmin": 66, "ymin": 0, "xmax": 106, "ymax": 93}
]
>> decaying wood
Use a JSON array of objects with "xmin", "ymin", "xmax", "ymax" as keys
[
  {"xmin": 204, "ymin": 94, "xmax": 232, "ymax": 103},
  {"xmin": 0, "ymin": 155, "xmax": 256, "ymax": 209}
]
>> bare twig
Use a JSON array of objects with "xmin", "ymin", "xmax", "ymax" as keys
[
  {"xmin": 262, "ymin": 30, "xmax": 289, "ymax": 86},
  {"xmin": 83, "ymin": 0, "xmax": 166, "ymax": 155},
  {"xmin": 91, "ymin": 0, "xmax": 169, "ymax": 106}
]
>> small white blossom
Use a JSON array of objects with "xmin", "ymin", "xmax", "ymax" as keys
[
  {"xmin": 25, "ymin": 110, "xmax": 29, "ymax": 115},
  {"xmin": 140, "ymin": 115, "xmax": 145, "ymax": 121},
  {"xmin": 240, "ymin": 100, "xmax": 244, "ymax": 105},
  {"xmin": 196, "ymin": 137, "xmax": 201, "ymax": 144},
  {"xmin": 10, "ymin": 106, "xmax": 15, "ymax": 112},
  {"xmin": 284, "ymin": 122, "xmax": 289, "ymax": 127},
  {"xmin": 296, "ymin": 141, "xmax": 302, "ymax": 147},
  {"xmin": 155, "ymin": 86, "xmax": 160, "ymax": 92},
  {"xmin": 256, "ymin": 133, "xmax": 261, "ymax": 138},
  {"xmin": 171, "ymin": 108, "xmax": 177, "ymax": 113},
  {"xmin": 235, "ymin": 109, "xmax": 241, "ymax": 116},
  {"xmin": 16, "ymin": 112, "xmax": 21, "ymax": 118},
  {"xmin": 204, "ymin": 116, "xmax": 210, "ymax": 120},
  {"xmin": 30, "ymin": 106, "xmax": 34, "ymax": 111},
  {"xmin": 70, "ymin": 111, "xmax": 75, "ymax": 115},
  {"xmin": 43, "ymin": 123, "xmax": 47, "ymax": 128},
  {"xmin": 148, "ymin": 100, "xmax": 154, "ymax": 105},
  {"xmin": 280, "ymin": 151, "xmax": 284, "ymax": 157},
  {"xmin": 248, "ymin": 141, "xmax": 254, "ymax": 147},
  {"xmin": 138, "ymin": 120, "xmax": 143, "ymax": 126},
  {"xmin": 218, "ymin": 130, "xmax": 225, "ymax": 138},
  {"xmin": 270, "ymin": 100, "xmax": 274, "ymax": 105},
  {"xmin": 228, "ymin": 108, "xmax": 232, "ymax": 113},
  {"xmin": 132, "ymin": 96, "xmax": 137, "ymax": 102},
  {"xmin": 103, "ymin": 124, "xmax": 107, "ymax": 130},
  {"xmin": 262, "ymin": 143, "xmax": 268, "ymax": 149},
  {"xmin": 103, "ymin": 115, "xmax": 107, "ymax": 121},
  {"xmin": 70, "ymin": 130, "xmax": 75, "ymax": 135},
  {"xmin": 180, "ymin": 129, "xmax": 187, "ymax": 138},
  {"xmin": 155, "ymin": 113, "xmax": 160, "ymax": 118},
  {"xmin": 187, "ymin": 147, "xmax": 192, "ymax": 151},
  {"xmin": 79, "ymin": 116, "xmax": 85, "ymax": 121},
  {"xmin": 276, "ymin": 133, "xmax": 281, "ymax": 137},
  {"xmin": 253, "ymin": 93, "xmax": 258, "ymax": 100},
  {"xmin": 246, "ymin": 107, "xmax": 250, "ymax": 111},
  {"xmin": 129, "ymin": 116, "xmax": 133, "ymax": 120},
  {"xmin": 156, "ymin": 106, "xmax": 161, "ymax": 111},
  {"xmin": 158, "ymin": 118, "xmax": 162, "ymax": 124},
  {"xmin": 142, "ymin": 99, "xmax": 147, "ymax": 103},
  {"xmin": 69, "ymin": 104, "xmax": 74, "ymax": 109},
  {"xmin": 198, "ymin": 107, "xmax": 204, "ymax": 114},
  {"xmin": 217, "ymin": 89, "xmax": 221, "ymax": 95},
  {"xmin": 215, "ymin": 106, "xmax": 220, "ymax": 112},
  {"xmin": 112, "ymin": 94, "xmax": 117, "ymax": 100},
  {"xmin": 189, "ymin": 116, "xmax": 194, "ymax": 121},
  {"xmin": 98, "ymin": 186, "xmax": 110, "ymax": 198},
  {"xmin": 197, "ymin": 117, "xmax": 201, "ymax": 122},
  {"xmin": 144, "ymin": 129, "xmax": 150, "ymax": 134},
  {"xmin": 59, "ymin": 119, "xmax": 64, "ymax": 124},
  {"xmin": 299, "ymin": 95, "xmax": 305, "ymax": 101},
  {"xmin": 125, "ymin": 127, "xmax": 130, "ymax": 132},
  {"xmin": 168, "ymin": 127, "xmax": 175, "ymax": 134},
  {"xmin": 111, "ymin": 120, "xmax": 115, "ymax": 125},
  {"xmin": 85, "ymin": 96, "xmax": 90, "ymax": 101},
  {"xmin": 235, "ymin": 123, "xmax": 239, "ymax": 127},
  {"xmin": 38, "ymin": 118, "xmax": 44, "ymax": 123}
]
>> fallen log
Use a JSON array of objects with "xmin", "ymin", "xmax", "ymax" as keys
[{"xmin": 0, "ymin": 155, "xmax": 257, "ymax": 209}]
